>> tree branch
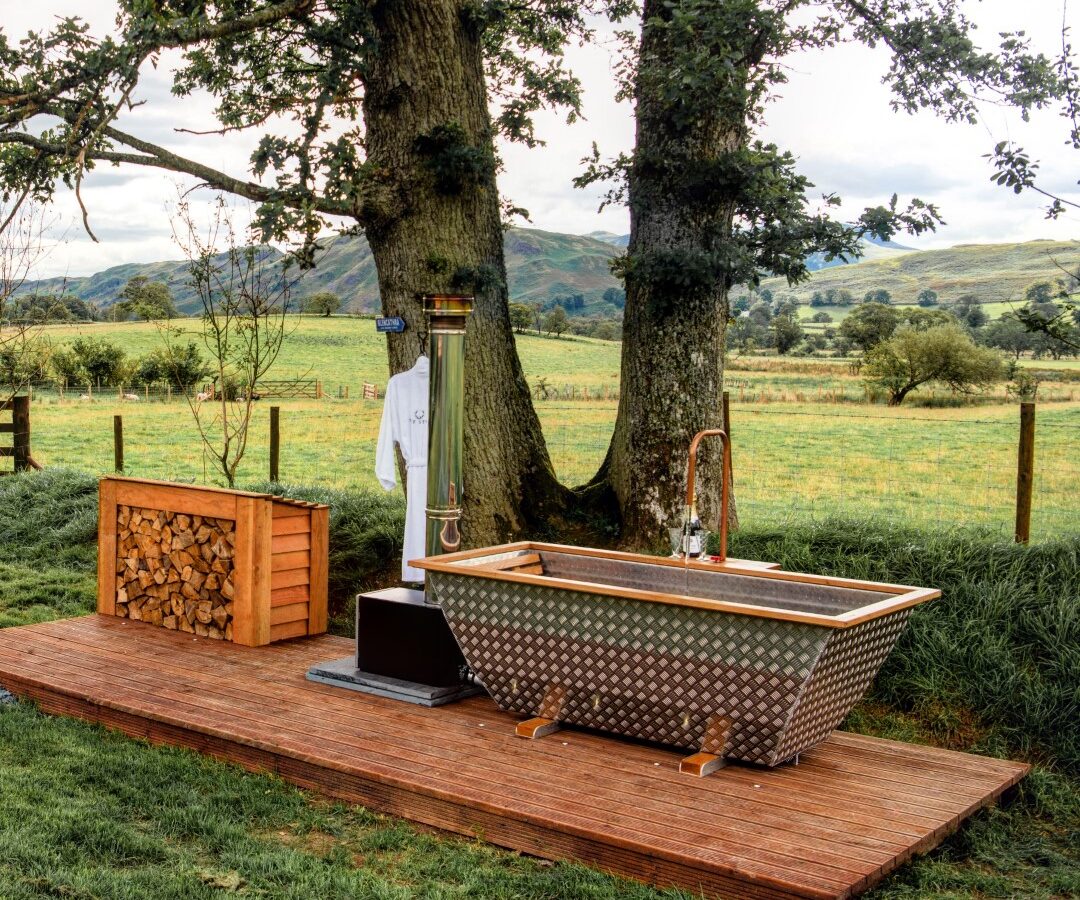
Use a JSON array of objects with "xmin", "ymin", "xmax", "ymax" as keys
[{"xmin": 0, "ymin": 127, "xmax": 353, "ymax": 220}]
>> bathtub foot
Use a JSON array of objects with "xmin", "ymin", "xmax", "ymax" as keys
[
  {"xmin": 517, "ymin": 684, "xmax": 566, "ymax": 739},
  {"xmin": 680, "ymin": 751, "xmax": 727, "ymax": 777},
  {"xmin": 680, "ymin": 715, "xmax": 733, "ymax": 777},
  {"xmin": 516, "ymin": 716, "xmax": 562, "ymax": 739}
]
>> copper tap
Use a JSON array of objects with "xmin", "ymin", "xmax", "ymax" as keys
[{"xmin": 685, "ymin": 428, "xmax": 731, "ymax": 562}]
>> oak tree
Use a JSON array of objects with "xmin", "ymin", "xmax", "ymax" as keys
[
  {"xmin": 578, "ymin": 0, "xmax": 1072, "ymax": 545},
  {"xmin": 0, "ymin": 0, "xmax": 625, "ymax": 543},
  {"xmin": 863, "ymin": 324, "xmax": 1002, "ymax": 405}
]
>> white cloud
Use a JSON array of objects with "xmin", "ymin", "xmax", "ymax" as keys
[{"xmin": 7, "ymin": 0, "xmax": 1078, "ymax": 278}]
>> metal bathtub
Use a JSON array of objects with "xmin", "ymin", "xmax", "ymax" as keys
[{"xmin": 416, "ymin": 543, "xmax": 939, "ymax": 766}]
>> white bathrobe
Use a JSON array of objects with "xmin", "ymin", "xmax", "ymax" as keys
[{"xmin": 375, "ymin": 356, "xmax": 429, "ymax": 582}]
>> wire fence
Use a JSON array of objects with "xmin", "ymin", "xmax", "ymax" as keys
[{"xmin": 5, "ymin": 390, "xmax": 1078, "ymax": 541}]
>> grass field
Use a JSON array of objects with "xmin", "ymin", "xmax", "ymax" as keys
[
  {"xmin": 16, "ymin": 393, "xmax": 1079, "ymax": 540},
  {"xmin": 10, "ymin": 318, "xmax": 1079, "ymax": 540},
  {"xmin": 1, "ymin": 470, "xmax": 1076, "ymax": 899},
  {"xmin": 34, "ymin": 318, "xmax": 625, "ymax": 394}
]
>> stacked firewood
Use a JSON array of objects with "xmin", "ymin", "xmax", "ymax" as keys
[{"xmin": 115, "ymin": 505, "xmax": 235, "ymax": 640}]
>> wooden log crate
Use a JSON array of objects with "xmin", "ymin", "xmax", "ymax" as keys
[{"xmin": 97, "ymin": 477, "xmax": 329, "ymax": 646}]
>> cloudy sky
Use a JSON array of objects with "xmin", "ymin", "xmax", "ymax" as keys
[{"xmin": 5, "ymin": 1, "xmax": 1078, "ymax": 278}]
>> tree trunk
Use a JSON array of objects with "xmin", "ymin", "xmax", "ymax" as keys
[
  {"xmin": 592, "ymin": 1, "xmax": 746, "ymax": 549},
  {"xmin": 362, "ymin": 2, "xmax": 569, "ymax": 546}
]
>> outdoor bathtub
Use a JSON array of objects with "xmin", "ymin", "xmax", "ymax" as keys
[{"xmin": 415, "ymin": 543, "xmax": 939, "ymax": 766}]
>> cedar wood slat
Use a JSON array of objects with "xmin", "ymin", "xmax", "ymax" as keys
[
  {"xmin": 271, "ymin": 516, "xmax": 311, "ymax": 536},
  {"xmin": 270, "ymin": 602, "xmax": 310, "ymax": 626},
  {"xmin": 96, "ymin": 480, "xmax": 118, "ymax": 617},
  {"xmin": 273, "ymin": 568, "xmax": 310, "ymax": 589},
  {"xmin": 270, "ymin": 585, "xmax": 311, "ymax": 607},
  {"xmin": 271, "ymin": 550, "xmax": 310, "ymax": 572},
  {"xmin": 231, "ymin": 497, "xmax": 258, "ymax": 646},
  {"xmin": 271, "ymin": 532, "xmax": 311, "ymax": 553},
  {"xmin": 0, "ymin": 618, "xmax": 1029, "ymax": 900},
  {"xmin": 269, "ymin": 619, "xmax": 308, "ymax": 641},
  {"xmin": 307, "ymin": 507, "xmax": 329, "ymax": 635}
]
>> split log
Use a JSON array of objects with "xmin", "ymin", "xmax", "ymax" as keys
[{"xmin": 114, "ymin": 504, "xmax": 236, "ymax": 642}]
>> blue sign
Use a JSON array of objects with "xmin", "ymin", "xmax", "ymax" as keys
[{"xmin": 376, "ymin": 316, "xmax": 406, "ymax": 333}]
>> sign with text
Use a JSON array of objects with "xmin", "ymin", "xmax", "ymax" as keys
[{"xmin": 375, "ymin": 316, "xmax": 406, "ymax": 333}]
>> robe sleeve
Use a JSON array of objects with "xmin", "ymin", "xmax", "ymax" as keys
[{"xmin": 375, "ymin": 379, "xmax": 398, "ymax": 492}]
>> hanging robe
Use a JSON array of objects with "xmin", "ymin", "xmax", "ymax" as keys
[{"xmin": 375, "ymin": 355, "xmax": 430, "ymax": 582}]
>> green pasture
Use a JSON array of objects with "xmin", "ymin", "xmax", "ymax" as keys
[
  {"xmin": 34, "ymin": 318, "xmax": 623, "ymax": 394},
  {"xmin": 16, "ymin": 392, "xmax": 1080, "ymax": 540},
  {"xmin": 13, "ymin": 317, "xmax": 1079, "ymax": 539}
]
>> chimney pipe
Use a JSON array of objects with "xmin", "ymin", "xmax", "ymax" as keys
[{"xmin": 422, "ymin": 294, "xmax": 472, "ymax": 596}]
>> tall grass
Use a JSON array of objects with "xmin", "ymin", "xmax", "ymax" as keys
[{"xmin": 730, "ymin": 519, "xmax": 1080, "ymax": 774}]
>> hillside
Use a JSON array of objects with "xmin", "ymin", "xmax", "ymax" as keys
[
  {"xmin": 754, "ymin": 239, "xmax": 1080, "ymax": 304},
  {"xmin": 22, "ymin": 228, "xmax": 624, "ymax": 316},
  {"xmin": 23, "ymin": 231, "xmax": 1078, "ymax": 315}
]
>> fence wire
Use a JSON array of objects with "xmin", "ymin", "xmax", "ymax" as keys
[{"xmin": 7, "ymin": 391, "xmax": 1078, "ymax": 540}]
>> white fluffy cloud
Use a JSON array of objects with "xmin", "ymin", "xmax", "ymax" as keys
[{"xmin": 8, "ymin": 1, "xmax": 1078, "ymax": 278}]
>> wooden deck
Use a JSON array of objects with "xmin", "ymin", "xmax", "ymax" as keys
[{"xmin": 0, "ymin": 616, "xmax": 1028, "ymax": 900}]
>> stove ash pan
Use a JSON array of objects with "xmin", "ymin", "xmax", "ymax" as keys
[{"xmin": 414, "ymin": 543, "xmax": 939, "ymax": 767}]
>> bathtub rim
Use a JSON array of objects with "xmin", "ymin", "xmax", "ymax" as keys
[{"xmin": 412, "ymin": 541, "xmax": 939, "ymax": 630}]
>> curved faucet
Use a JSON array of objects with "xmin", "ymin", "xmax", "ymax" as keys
[{"xmin": 685, "ymin": 428, "xmax": 731, "ymax": 562}]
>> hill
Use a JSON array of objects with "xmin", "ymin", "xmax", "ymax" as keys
[
  {"xmin": 753, "ymin": 239, "xmax": 1080, "ymax": 304},
  {"xmin": 23, "ymin": 230, "xmax": 1078, "ymax": 316},
  {"xmin": 21, "ymin": 228, "xmax": 624, "ymax": 316}
]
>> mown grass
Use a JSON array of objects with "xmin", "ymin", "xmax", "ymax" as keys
[{"xmin": 0, "ymin": 470, "xmax": 1077, "ymax": 897}]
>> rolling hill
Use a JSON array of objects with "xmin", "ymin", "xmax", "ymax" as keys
[
  {"xmin": 751, "ymin": 239, "xmax": 1080, "ymax": 305},
  {"xmin": 20, "ymin": 230, "xmax": 1079, "ymax": 316},
  {"xmin": 21, "ymin": 228, "xmax": 624, "ymax": 316}
]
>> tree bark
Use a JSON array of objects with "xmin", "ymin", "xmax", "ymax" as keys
[
  {"xmin": 362, "ymin": 2, "xmax": 569, "ymax": 546},
  {"xmin": 592, "ymin": 1, "xmax": 744, "ymax": 550}
]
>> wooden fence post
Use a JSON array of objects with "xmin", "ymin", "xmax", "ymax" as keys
[
  {"xmin": 1015, "ymin": 401, "xmax": 1035, "ymax": 544},
  {"xmin": 113, "ymin": 415, "xmax": 124, "ymax": 474},
  {"xmin": 12, "ymin": 396, "xmax": 30, "ymax": 472},
  {"xmin": 270, "ymin": 405, "xmax": 280, "ymax": 482}
]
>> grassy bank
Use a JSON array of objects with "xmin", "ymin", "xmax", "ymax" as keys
[{"xmin": 0, "ymin": 470, "xmax": 1076, "ymax": 897}]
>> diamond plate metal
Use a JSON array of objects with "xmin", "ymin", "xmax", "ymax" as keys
[{"xmin": 431, "ymin": 555, "xmax": 912, "ymax": 766}]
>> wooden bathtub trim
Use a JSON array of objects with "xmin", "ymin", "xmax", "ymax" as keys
[{"xmin": 411, "ymin": 542, "xmax": 940, "ymax": 630}]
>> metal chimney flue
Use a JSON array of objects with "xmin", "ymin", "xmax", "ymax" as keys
[{"xmin": 422, "ymin": 294, "xmax": 472, "ymax": 598}]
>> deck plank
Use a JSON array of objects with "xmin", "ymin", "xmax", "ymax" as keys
[{"xmin": 0, "ymin": 616, "xmax": 1029, "ymax": 900}]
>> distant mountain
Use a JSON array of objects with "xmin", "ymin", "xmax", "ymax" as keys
[
  {"xmin": 753, "ymin": 239, "xmax": 1080, "ymax": 305},
  {"xmin": 21, "ymin": 228, "xmax": 1075, "ymax": 315},
  {"xmin": 586, "ymin": 231, "xmax": 630, "ymax": 248},
  {"xmin": 20, "ymin": 228, "xmax": 624, "ymax": 316}
]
